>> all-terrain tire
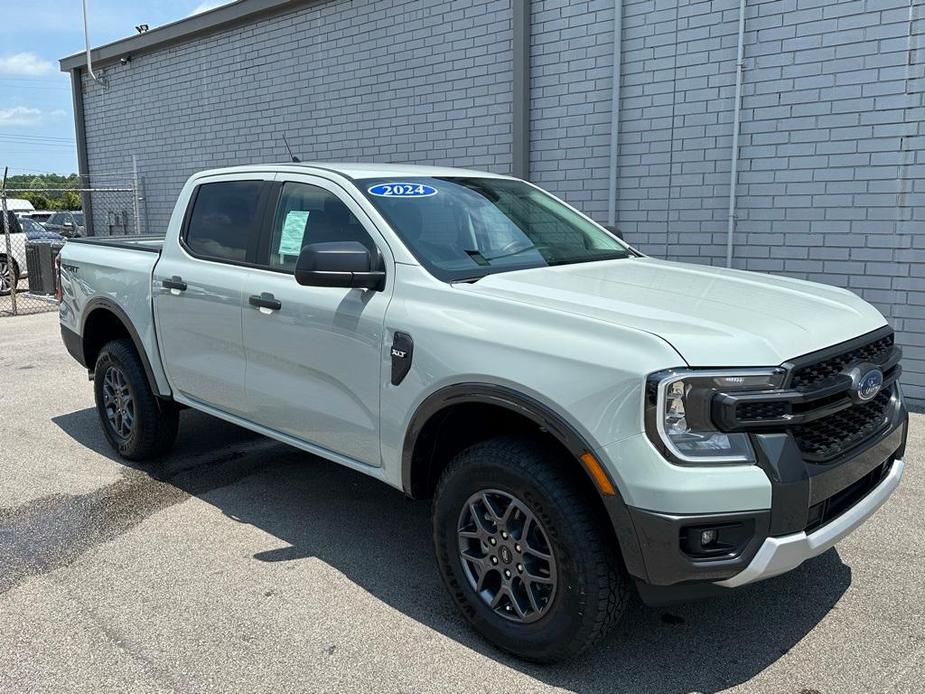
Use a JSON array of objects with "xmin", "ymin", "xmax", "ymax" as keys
[
  {"xmin": 432, "ymin": 435, "xmax": 628, "ymax": 662},
  {"xmin": 94, "ymin": 338, "xmax": 179, "ymax": 461}
]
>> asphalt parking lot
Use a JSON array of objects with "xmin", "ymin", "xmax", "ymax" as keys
[{"xmin": 1, "ymin": 312, "xmax": 923, "ymax": 693}]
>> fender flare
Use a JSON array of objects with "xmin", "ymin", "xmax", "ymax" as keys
[
  {"xmin": 81, "ymin": 297, "xmax": 161, "ymax": 396},
  {"xmin": 400, "ymin": 382, "xmax": 648, "ymax": 580}
]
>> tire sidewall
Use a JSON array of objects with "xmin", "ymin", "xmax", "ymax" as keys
[
  {"xmin": 434, "ymin": 453, "xmax": 598, "ymax": 660},
  {"xmin": 93, "ymin": 347, "xmax": 141, "ymax": 457}
]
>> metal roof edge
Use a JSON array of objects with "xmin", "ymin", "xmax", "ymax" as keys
[{"xmin": 60, "ymin": 0, "xmax": 319, "ymax": 72}]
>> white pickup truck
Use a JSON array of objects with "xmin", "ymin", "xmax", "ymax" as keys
[{"xmin": 58, "ymin": 163, "xmax": 907, "ymax": 661}]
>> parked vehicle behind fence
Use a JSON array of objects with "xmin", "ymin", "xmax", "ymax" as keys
[
  {"xmin": 44, "ymin": 210, "xmax": 85, "ymax": 238},
  {"xmin": 57, "ymin": 163, "xmax": 908, "ymax": 661}
]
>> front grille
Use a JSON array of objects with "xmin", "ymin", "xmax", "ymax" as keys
[
  {"xmin": 791, "ymin": 389, "xmax": 892, "ymax": 461},
  {"xmin": 736, "ymin": 400, "xmax": 790, "ymax": 422},
  {"xmin": 790, "ymin": 333, "xmax": 894, "ymax": 390}
]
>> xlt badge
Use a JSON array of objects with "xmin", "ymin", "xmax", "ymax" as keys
[{"xmin": 390, "ymin": 332, "xmax": 414, "ymax": 386}]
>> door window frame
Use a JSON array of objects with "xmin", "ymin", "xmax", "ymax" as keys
[
  {"xmin": 251, "ymin": 174, "xmax": 394, "ymax": 277},
  {"xmin": 178, "ymin": 178, "xmax": 274, "ymax": 268}
]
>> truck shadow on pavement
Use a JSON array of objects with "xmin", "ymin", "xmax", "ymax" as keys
[{"xmin": 52, "ymin": 407, "xmax": 852, "ymax": 693}]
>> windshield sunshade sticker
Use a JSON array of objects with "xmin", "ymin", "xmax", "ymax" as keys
[{"xmin": 367, "ymin": 183, "xmax": 437, "ymax": 198}]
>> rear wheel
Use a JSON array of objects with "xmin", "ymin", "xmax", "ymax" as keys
[
  {"xmin": 433, "ymin": 435, "xmax": 628, "ymax": 662},
  {"xmin": 0, "ymin": 255, "xmax": 18, "ymax": 295},
  {"xmin": 94, "ymin": 339, "xmax": 178, "ymax": 461}
]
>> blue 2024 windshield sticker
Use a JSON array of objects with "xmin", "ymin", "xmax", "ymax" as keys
[{"xmin": 368, "ymin": 183, "xmax": 437, "ymax": 198}]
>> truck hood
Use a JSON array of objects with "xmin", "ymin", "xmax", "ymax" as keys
[{"xmin": 462, "ymin": 257, "xmax": 887, "ymax": 366}]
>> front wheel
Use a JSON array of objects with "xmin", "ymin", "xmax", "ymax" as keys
[
  {"xmin": 432, "ymin": 435, "xmax": 628, "ymax": 662},
  {"xmin": 94, "ymin": 339, "xmax": 178, "ymax": 461}
]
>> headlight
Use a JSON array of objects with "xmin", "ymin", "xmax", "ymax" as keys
[{"xmin": 647, "ymin": 369, "xmax": 784, "ymax": 465}]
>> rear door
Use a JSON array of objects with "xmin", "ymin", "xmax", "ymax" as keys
[
  {"xmin": 241, "ymin": 175, "xmax": 394, "ymax": 466},
  {"xmin": 153, "ymin": 175, "xmax": 273, "ymax": 415}
]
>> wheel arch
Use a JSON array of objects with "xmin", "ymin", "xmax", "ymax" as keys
[
  {"xmin": 81, "ymin": 298, "xmax": 160, "ymax": 397},
  {"xmin": 401, "ymin": 383, "xmax": 648, "ymax": 580}
]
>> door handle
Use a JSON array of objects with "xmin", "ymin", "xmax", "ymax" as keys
[
  {"xmin": 162, "ymin": 276, "xmax": 187, "ymax": 291},
  {"xmin": 249, "ymin": 293, "xmax": 282, "ymax": 311}
]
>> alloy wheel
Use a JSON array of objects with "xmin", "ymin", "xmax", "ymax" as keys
[
  {"xmin": 0, "ymin": 259, "xmax": 11, "ymax": 293},
  {"xmin": 102, "ymin": 366, "xmax": 135, "ymax": 439},
  {"xmin": 457, "ymin": 489, "xmax": 558, "ymax": 624}
]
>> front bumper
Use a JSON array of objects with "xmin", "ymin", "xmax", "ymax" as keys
[
  {"xmin": 716, "ymin": 456, "xmax": 903, "ymax": 587},
  {"xmin": 623, "ymin": 396, "xmax": 907, "ymax": 597}
]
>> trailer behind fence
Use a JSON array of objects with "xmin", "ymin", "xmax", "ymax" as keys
[{"xmin": 1, "ymin": 167, "xmax": 141, "ymax": 317}]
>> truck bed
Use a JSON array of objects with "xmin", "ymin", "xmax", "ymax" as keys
[
  {"xmin": 58, "ymin": 233, "xmax": 172, "ymax": 395},
  {"xmin": 66, "ymin": 235, "xmax": 165, "ymax": 253}
]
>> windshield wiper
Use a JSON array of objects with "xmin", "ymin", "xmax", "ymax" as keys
[{"xmin": 481, "ymin": 244, "xmax": 542, "ymax": 261}]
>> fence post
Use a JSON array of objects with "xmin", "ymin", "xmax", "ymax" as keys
[
  {"xmin": 1, "ymin": 167, "xmax": 18, "ymax": 315},
  {"xmin": 132, "ymin": 155, "xmax": 142, "ymax": 235}
]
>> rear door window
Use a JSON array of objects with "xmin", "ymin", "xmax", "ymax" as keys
[{"xmin": 184, "ymin": 180, "xmax": 266, "ymax": 263}]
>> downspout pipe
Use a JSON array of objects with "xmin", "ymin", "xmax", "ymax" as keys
[
  {"xmin": 82, "ymin": 0, "xmax": 101, "ymax": 82},
  {"xmin": 606, "ymin": 0, "xmax": 623, "ymax": 229},
  {"xmin": 726, "ymin": 0, "xmax": 747, "ymax": 268}
]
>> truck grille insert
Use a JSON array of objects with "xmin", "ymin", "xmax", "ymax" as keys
[
  {"xmin": 791, "ymin": 389, "xmax": 892, "ymax": 461},
  {"xmin": 735, "ymin": 401, "xmax": 790, "ymax": 421},
  {"xmin": 804, "ymin": 459, "xmax": 892, "ymax": 533},
  {"xmin": 789, "ymin": 333, "xmax": 894, "ymax": 391}
]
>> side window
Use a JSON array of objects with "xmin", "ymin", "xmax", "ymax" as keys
[
  {"xmin": 185, "ymin": 180, "xmax": 264, "ymax": 263},
  {"xmin": 48, "ymin": 213, "xmax": 61, "ymax": 225},
  {"xmin": 267, "ymin": 182, "xmax": 377, "ymax": 272}
]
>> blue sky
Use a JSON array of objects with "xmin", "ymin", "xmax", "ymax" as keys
[{"xmin": 0, "ymin": 0, "xmax": 231, "ymax": 176}]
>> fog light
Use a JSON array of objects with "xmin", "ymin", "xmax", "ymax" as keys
[{"xmin": 701, "ymin": 529, "xmax": 717, "ymax": 546}]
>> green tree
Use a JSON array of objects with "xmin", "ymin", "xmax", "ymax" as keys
[
  {"xmin": 60, "ymin": 191, "xmax": 82, "ymax": 210},
  {"xmin": 21, "ymin": 192, "xmax": 51, "ymax": 210}
]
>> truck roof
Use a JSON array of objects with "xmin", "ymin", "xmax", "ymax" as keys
[{"xmin": 192, "ymin": 162, "xmax": 515, "ymax": 181}]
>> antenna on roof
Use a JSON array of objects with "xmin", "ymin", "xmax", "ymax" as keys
[{"xmin": 282, "ymin": 134, "xmax": 300, "ymax": 163}]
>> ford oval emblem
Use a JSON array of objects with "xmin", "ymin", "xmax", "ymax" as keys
[{"xmin": 856, "ymin": 368, "xmax": 883, "ymax": 402}]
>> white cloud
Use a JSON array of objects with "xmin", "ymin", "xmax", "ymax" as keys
[
  {"xmin": 0, "ymin": 107, "xmax": 48, "ymax": 126},
  {"xmin": 0, "ymin": 52, "xmax": 54, "ymax": 76},
  {"xmin": 189, "ymin": 1, "xmax": 233, "ymax": 16}
]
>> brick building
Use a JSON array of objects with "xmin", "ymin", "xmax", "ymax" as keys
[{"xmin": 61, "ymin": 0, "xmax": 924, "ymax": 403}]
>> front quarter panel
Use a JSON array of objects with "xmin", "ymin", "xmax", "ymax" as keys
[{"xmin": 379, "ymin": 263, "xmax": 687, "ymax": 490}]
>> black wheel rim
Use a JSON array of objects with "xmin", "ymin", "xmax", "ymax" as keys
[
  {"xmin": 102, "ymin": 366, "xmax": 134, "ymax": 439},
  {"xmin": 457, "ymin": 489, "xmax": 558, "ymax": 624}
]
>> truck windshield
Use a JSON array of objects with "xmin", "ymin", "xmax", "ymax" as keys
[{"xmin": 361, "ymin": 177, "xmax": 630, "ymax": 282}]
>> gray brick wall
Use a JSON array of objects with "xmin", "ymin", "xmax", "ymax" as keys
[
  {"xmin": 529, "ymin": 0, "xmax": 616, "ymax": 218},
  {"xmin": 534, "ymin": 0, "xmax": 924, "ymax": 405},
  {"xmin": 81, "ymin": 0, "xmax": 515, "ymax": 235},
  {"xmin": 78, "ymin": 0, "xmax": 924, "ymax": 403}
]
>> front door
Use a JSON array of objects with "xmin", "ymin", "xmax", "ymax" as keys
[
  {"xmin": 154, "ymin": 176, "xmax": 271, "ymax": 416},
  {"xmin": 242, "ymin": 176, "xmax": 393, "ymax": 466}
]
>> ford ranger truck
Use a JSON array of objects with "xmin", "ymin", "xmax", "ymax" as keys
[{"xmin": 58, "ymin": 164, "xmax": 907, "ymax": 662}]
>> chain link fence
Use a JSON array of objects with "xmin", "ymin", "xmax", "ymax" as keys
[{"xmin": 1, "ymin": 167, "xmax": 142, "ymax": 317}]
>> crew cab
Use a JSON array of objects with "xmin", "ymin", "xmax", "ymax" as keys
[{"xmin": 58, "ymin": 164, "xmax": 907, "ymax": 661}]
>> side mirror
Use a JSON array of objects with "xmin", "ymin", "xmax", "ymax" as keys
[{"xmin": 295, "ymin": 241, "xmax": 385, "ymax": 290}]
